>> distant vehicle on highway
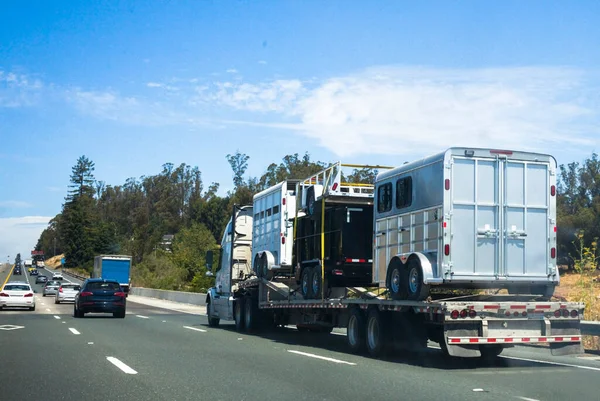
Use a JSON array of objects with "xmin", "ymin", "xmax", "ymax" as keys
[
  {"xmin": 30, "ymin": 269, "xmax": 39, "ymax": 276},
  {"xmin": 13, "ymin": 267, "xmax": 22, "ymax": 275},
  {"xmin": 35, "ymin": 276, "xmax": 48, "ymax": 284},
  {"xmin": 52, "ymin": 273, "xmax": 64, "ymax": 280},
  {"xmin": 0, "ymin": 282, "xmax": 35, "ymax": 311},
  {"xmin": 43, "ymin": 280, "xmax": 61, "ymax": 297},
  {"xmin": 55, "ymin": 283, "xmax": 80, "ymax": 304},
  {"xmin": 74, "ymin": 278, "xmax": 126, "ymax": 318}
]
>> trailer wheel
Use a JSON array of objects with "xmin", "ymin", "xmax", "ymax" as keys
[
  {"xmin": 311, "ymin": 266, "xmax": 329, "ymax": 299},
  {"xmin": 347, "ymin": 308, "xmax": 366, "ymax": 354},
  {"xmin": 301, "ymin": 267, "xmax": 313, "ymax": 299},
  {"xmin": 387, "ymin": 260, "xmax": 406, "ymax": 300},
  {"xmin": 234, "ymin": 298, "xmax": 245, "ymax": 332},
  {"xmin": 479, "ymin": 345, "xmax": 504, "ymax": 360},
  {"xmin": 306, "ymin": 186, "xmax": 316, "ymax": 217},
  {"xmin": 206, "ymin": 300, "xmax": 220, "ymax": 327},
  {"xmin": 366, "ymin": 308, "xmax": 390, "ymax": 358},
  {"xmin": 254, "ymin": 254, "xmax": 262, "ymax": 278},
  {"xmin": 244, "ymin": 297, "xmax": 260, "ymax": 332},
  {"xmin": 406, "ymin": 259, "xmax": 430, "ymax": 301},
  {"xmin": 261, "ymin": 253, "xmax": 271, "ymax": 280}
]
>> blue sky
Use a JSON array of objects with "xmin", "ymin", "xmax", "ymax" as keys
[{"xmin": 1, "ymin": 0, "xmax": 599, "ymax": 261}]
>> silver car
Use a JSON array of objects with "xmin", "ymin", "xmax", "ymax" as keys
[
  {"xmin": 43, "ymin": 280, "xmax": 61, "ymax": 297},
  {"xmin": 55, "ymin": 283, "xmax": 81, "ymax": 304}
]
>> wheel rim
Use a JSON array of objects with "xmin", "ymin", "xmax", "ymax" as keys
[
  {"xmin": 348, "ymin": 315, "xmax": 358, "ymax": 346},
  {"xmin": 312, "ymin": 270, "xmax": 320, "ymax": 296},
  {"xmin": 408, "ymin": 267, "xmax": 419, "ymax": 294},
  {"xmin": 367, "ymin": 316, "xmax": 379, "ymax": 351},
  {"xmin": 390, "ymin": 269, "xmax": 400, "ymax": 293},
  {"xmin": 302, "ymin": 271, "xmax": 309, "ymax": 295}
]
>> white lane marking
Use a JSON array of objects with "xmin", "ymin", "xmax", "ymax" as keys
[
  {"xmin": 106, "ymin": 357, "xmax": 138, "ymax": 374},
  {"xmin": 88, "ymin": 342, "xmax": 94, "ymax": 345},
  {"xmin": 41, "ymin": 303, "xmax": 46, "ymax": 305},
  {"xmin": 516, "ymin": 397, "xmax": 540, "ymax": 401},
  {"xmin": 53, "ymin": 315, "xmax": 60, "ymax": 319},
  {"xmin": 46, "ymin": 308, "xmax": 51, "ymax": 312},
  {"xmin": 136, "ymin": 315, "xmax": 149, "ymax": 319},
  {"xmin": 162, "ymin": 320, "xmax": 166, "ymax": 323},
  {"xmin": 499, "ymin": 355, "xmax": 600, "ymax": 372},
  {"xmin": 473, "ymin": 389, "xmax": 486, "ymax": 392},
  {"xmin": 287, "ymin": 350, "xmax": 356, "ymax": 366},
  {"xmin": 183, "ymin": 326, "xmax": 207, "ymax": 333},
  {"xmin": 62, "ymin": 321, "xmax": 66, "ymax": 324},
  {"xmin": 68, "ymin": 328, "xmax": 80, "ymax": 335}
]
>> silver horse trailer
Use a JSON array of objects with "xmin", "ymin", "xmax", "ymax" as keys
[{"xmin": 374, "ymin": 147, "xmax": 558, "ymax": 300}]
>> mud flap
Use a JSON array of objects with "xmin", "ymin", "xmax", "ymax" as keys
[
  {"xmin": 443, "ymin": 323, "xmax": 482, "ymax": 357},
  {"xmin": 551, "ymin": 342, "xmax": 584, "ymax": 356}
]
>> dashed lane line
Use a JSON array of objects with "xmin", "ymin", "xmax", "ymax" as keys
[{"xmin": 106, "ymin": 357, "xmax": 138, "ymax": 374}]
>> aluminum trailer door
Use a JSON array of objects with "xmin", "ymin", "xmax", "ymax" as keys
[{"xmin": 448, "ymin": 151, "xmax": 555, "ymax": 283}]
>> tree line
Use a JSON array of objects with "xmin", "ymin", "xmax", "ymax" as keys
[{"xmin": 35, "ymin": 151, "xmax": 599, "ymax": 292}]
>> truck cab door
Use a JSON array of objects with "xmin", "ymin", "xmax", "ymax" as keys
[{"xmin": 213, "ymin": 222, "xmax": 233, "ymax": 317}]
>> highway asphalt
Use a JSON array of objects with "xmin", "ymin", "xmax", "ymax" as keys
[{"xmin": 1, "ymin": 264, "xmax": 600, "ymax": 401}]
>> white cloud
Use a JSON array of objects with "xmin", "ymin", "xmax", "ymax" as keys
[
  {"xmin": 212, "ymin": 79, "xmax": 305, "ymax": 113},
  {"xmin": 214, "ymin": 66, "xmax": 599, "ymax": 157},
  {"xmin": 226, "ymin": 68, "xmax": 238, "ymax": 74},
  {"xmin": 0, "ymin": 201, "xmax": 32, "ymax": 208},
  {"xmin": 146, "ymin": 82, "xmax": 179, "ymax": 91},
  {"xmin": 258, "ymin": 60, "xmax": 267, "ymax": 65},
  {"xmin": 0, "ymin": 69, "xmax": 44, "ymax": 107},
  {"xmin": 0, "ymin": 216, "xmax": 52, "ymax": 261}
]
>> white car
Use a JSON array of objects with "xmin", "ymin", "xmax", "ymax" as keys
[
  {"xmin": 52, "ymin": 273, "xmax": 64, "ymax": 281},
  {"xmin": 55, "ymin": 283, "xmax": 81, "ymax": 304},
  {"xmin": 0, "ymin": 282, "xmax": 36, "ymax": 311}
]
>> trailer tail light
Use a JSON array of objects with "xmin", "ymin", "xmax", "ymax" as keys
[
  {"xmin": 332, "ymin": 183, "xmax": 338, "ymax": 191},
  {"xmin": 450, "ymin": 310, "xmax": 459, "ymax": 319},
  {"xmin": 445, "ymin": 179, "xmax": 450, "ymax": 190},
  {"xmin": 570, "ymin": 310, "xmax": 579, "ymax": 318},
  {"xmin": 561, "ymin": 309, "xmax": 569, "ymax": 318},
  {"xmin": 551, "ymin": 247, "xmax": 556, "ymax": 259},
  {"xmin": 554, "ymin": 310, "xmax": 561, "ymax": 318},
  {"xmin": 444, "ymin": 244, "xmax": 450, "ymax": 256},
  {"xmin": 332, "ymin": 269, "xmax": 343, "ymax": 276},
  {"xmin": 24, "ymin": 293, "xmax": 33, "ymax": 297},
  {"xmin": 505, "ymin": 310, "xmax": 511, "ymax": 317},
  {"xmin": 551, "ymin": 185, "xmax": 556, "ymax": 196},
  {"xmin": 554, "ymin": 226, "xmax": 557, "ymax": 233},
  {"xmin": 282, "ymin": 198, "xmax": 286, "ymax": 205},
  {"xmin": 459, "ymin": 310, "xmax": 468, "ymax": 318},
  {"xmin": 469, "ymin": 309, "xmax": 477, "ymax": 318},
  {"xmin": 521, "ymin": 311, "xmax": 527, "ymax": 317},
  {"xmin": 281, "ymin": 236, "xmax": 286, "ymax": 245}
]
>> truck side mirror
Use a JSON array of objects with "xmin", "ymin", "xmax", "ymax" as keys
[{"xmin": 205, "ymin": 250, "xmax": 213, "ymax": 271}]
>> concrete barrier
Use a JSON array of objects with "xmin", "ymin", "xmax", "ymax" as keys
[{"xmin": 130, "ymin": 287, "xmax": 206, "ymax": 306}]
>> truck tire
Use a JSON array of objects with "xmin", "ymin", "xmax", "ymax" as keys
[
  {"xmin": 406, "ymin": 259, "xmax": 430, "ymax": 301},
  {"xmin": 479, "ymin": 345, "xmax": 504, "ymax": 360},
  {"xmin": 366, "ymin": 308, "xmax": 391, "ymax": 358},
  {"xmin": 244, "ymin": 297, "xmax": 260, "ymax": 332},
  {"xmin": 261, "ymin": 252, "xmax": 271, "ymax": 279},
  {"xmin": 254, "ymin": 254, "xmax": 262, "ymax": 278},
  {"xmin": 306, "ymin": 186, "xmax": 316, "ymax": 217},
  {"xmin": 206, "ymin": 300, "xmax": 220, "ymax": 327},
  {"xmin": 347, "ymin": 308, "xmax": 366, "ymax": 354},
  {"xmin": 234, "ymin": 298, "xmax": 245, "ymax": 332},
  {"xmin": 301, "ymin": 267, "xmax": 313, "ymax": 299},
  {"xmin": 387, "ymin": 260, "xmax": 407, "ymax": 300},
  {"xmin": 310, "ymin": 267, "xmax": 328, "ymax": 299}
]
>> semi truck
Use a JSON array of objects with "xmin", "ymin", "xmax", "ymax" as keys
[
  {"xmin": 93, "ymin": 255, "xmax": 132, "ymax": 295},
  {"xmin": 205, "ymin": 149, "xmax": 584, "ymax": 359}
]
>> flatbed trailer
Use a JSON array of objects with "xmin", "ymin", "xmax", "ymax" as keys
[{"xmin": 209, "ymin": 276, "xmax": 584, "ymax": 359}]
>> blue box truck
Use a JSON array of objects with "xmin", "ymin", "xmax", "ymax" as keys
[{"xmin": 93, "ymin": 255, "xmax": 131, "ymax": 296}]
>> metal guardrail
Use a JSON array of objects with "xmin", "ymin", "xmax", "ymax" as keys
[
  {"xmin": 36, "ymin": 266, "xmax": 600, "ymax": 334},
  {"xmin": 582, "ymin": 321, "xmax": 600, "ymax": 336}
]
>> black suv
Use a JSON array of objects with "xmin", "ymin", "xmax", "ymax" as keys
[
  {"xmin": 74, "ymin": 278, "xmax": 126, "ymax": 318},
  {"xmin": 13, "ymin": 266, "xmax": 22, "ymax": 275}
]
